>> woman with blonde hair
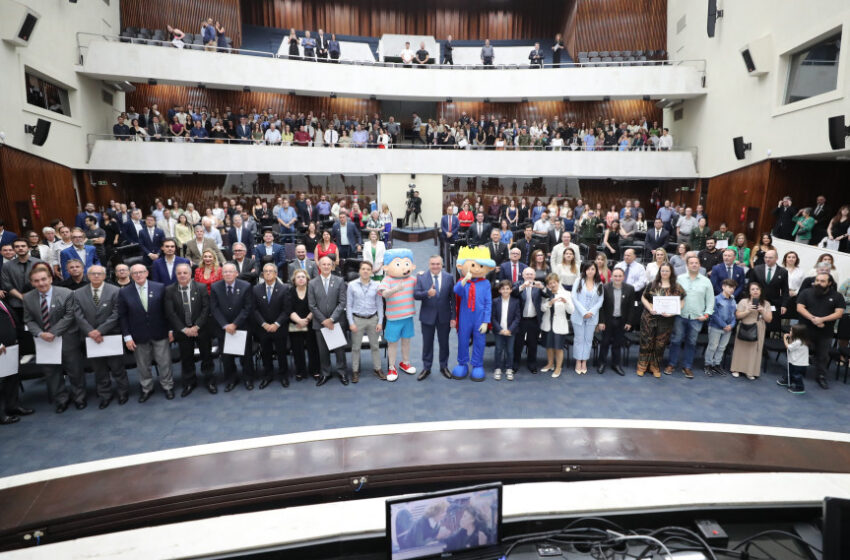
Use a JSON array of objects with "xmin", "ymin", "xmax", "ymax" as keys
[
  {"xmin": 540, "ymin": 273, "xmax": 575, "ymax": 378},
  {"xmin": 645, "ymin": 247, "xmax": 669, "ymax": 283},
  {"xmin": 595, "ymin": 253, "xmax": 612, "ymax": 283},
  {"xmin": 194, "ymin": 248, "xmax": 222, "ymax": 294}
]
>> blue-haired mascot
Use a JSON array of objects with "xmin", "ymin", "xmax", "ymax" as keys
[{"xmin": 452, "ymin": 246, "xmax": 495, "ymax": 381}]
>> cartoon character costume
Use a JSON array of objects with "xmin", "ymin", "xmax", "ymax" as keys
[
  {"xmin": 378, "ymin": 248, "xmax": 417, "ymax": 382},
  {"xmin": 453, "ymin": 246, "xmax": 495, "ymax": 381}
]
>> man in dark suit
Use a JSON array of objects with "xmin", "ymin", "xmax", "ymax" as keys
[
  {"xmin": 234, "ymin": 116, "xmax": 252, "ymax": 143},
  {"xmin": 210, "ymin": 263, "xmax": 255, "ymax": 391},
  {"xmin": 73, "ymin": 265, "xmax": 129, "ymax": 408},
  {"xmin": 121, "ymin": 209, "xmax": 144, "ymax": 245},
  {"xmin": 0, "ymin": 298, "xmax": 31, "ymax": 424},
  {"xmin": 331, "ymin": 212, "xmax": 362, "ymax": 260},
  {"xmin": 316, "ymin": 28, "xmax": 329, "ymax": 60},
  {"xmin": 467, "ymin": 212, "xmax": 491, "ymax": 247},
  {"xmin": 252, "ymin": 263, "xmax": 291, "ymax": 388},
  {"xmin": 0, "ymin": 221, "xmax": 18, "ymax": 248},
  {"xmin": 308, "ymin": 256, "xmax": 348, "ymax": 385},
  {"xmin": 230, "ymin": 242, "xmax": 260, "ymax": 284},
  {"xmin": 512, "ymin": 267, "xmax": 544, "ymax": 374},
  {"xmin": 23, "ymin": 266, "xmax": 82, "ymax": 412},
  {"xmin": 597, "ymin": 268, "xmax": 639, "ymax": 375},
  {"xmin": 164, "ymin": 263, "xmax": 216, "ymax": 397},
  {"xmin": 710, "ymin": 249, "xmax": 747, "ymax": 299},
  {"xmin": 499, "ymin": 247, "xmax": 528, "ymax": 284},
  {"xmin": 746, "ymin": 249, "xmax": 788, "ymax": 332},
  {"xmin": 440, "ymin": 206, "xmax": 460, "ymax": 265},
  {"xmin": 138, "ymin": 215, "xmax": 165, "ymax": 265},
  {"xmin": 300, "ymin": 197, "xmax": 317, "ymax": 225},
  {"xmin": 645, "ymin": 218, "xmax": 669, "ymax": 252},
  {"xmin": 227, "ymin": 214, "xmax": 254, "ymax": 256},
  {"xmin": 74, "ymin": 203, "xmax": 102, "ymax": 229},
  {"xmin": 151, "ymin": 238, "xmax": 190, "ymax": 286},
  {"xmin": 811, "ymin": 195, "xmax": 831, "ymax": 245},
  {"xmin": 491, "ymin": 279, "xmax": 521, "ymax": 380},
  {"xmin": 485, "ymin": 229, "xmax": 509, "ymax": 267},
  {"xmin": 413, "ymin": 256, "xmax": 456, "ymax": 380},
  {"xmin": 287, "ymin": 244, "xmax": 318, "ymax": 281},
  {"xmin": 147, "ymin": 115, "xmax": 166, "ymax": 141},
  {"xmin": 118, "ymin": 264, "xmax": 175, "ymax": 402},
  {"xmin": 772, "ymin": 197, "xmax": 797, "ymax": 240},
  {"xmin": 253, "ymin": 230, "xmax": 285, "ymax": 268},
  {"xmin": 59, "ymin": 228, "xmax": 100, "ymax": 278},
  {"xmin": 514, "ymin": 225, "xmax": 535, "ymax": 264}
]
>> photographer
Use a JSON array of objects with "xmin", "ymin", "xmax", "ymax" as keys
[{"xmin": 404, "ymin": 187, "xmax": 422, "ymax": 227}]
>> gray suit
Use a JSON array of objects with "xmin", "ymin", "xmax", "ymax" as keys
[
  {"xmin": 73, "ymin": 283, "xmax": 129, "ymax": 401},
  {"xmin": 287, "ymin": 258, "xmax": 318, "ymax": 281},
  {"xmin": 307, "ymin": 274, "xmax": 347, "ymax": 377},
  {"xmin": 183, "ymin": 237, "xmax": 225, "ymax": 267},
  {"xmin": 23, "ymin": 286, "xmax": 83, "ymax": 405}
]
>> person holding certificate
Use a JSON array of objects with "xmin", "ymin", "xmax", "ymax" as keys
[
  {"xmin": 210, "ymin": 263, "xmax": 255, "ymax": 392},
  {"xmin": 0, "ymin": 298, "xmax": 31, "ymax": 424},
  {"xmin": 665, "ymin": 254, "xmax": 715, "ymax": 379},
  {"xmin": 308, "ymin": 256, "xmax": 348, "ymax": 386},
  {"xmin": 637, "ymin": 263, "xmax": 684, "ymax": 378}
]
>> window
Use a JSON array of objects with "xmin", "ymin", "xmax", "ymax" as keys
[
  {"xmin": 784, "ymin": 31, "xmax": 841, "ymax": 104},
  {"xmin": 25, "ymin": 70, "xmax": 71, "ymax": 116}
]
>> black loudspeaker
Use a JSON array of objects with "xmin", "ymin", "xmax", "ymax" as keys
[
  {"xmin": 828, "ymin": 115, "xmax": 849, "ymax": 150},
  {"xmin": 741, "ymin": 49, "xmax": 756, "ymax": 73},
  {"xmin": 707, "ymin": 0, "xmax": 723, "ymax": 38},
  {"xmin": 24, "ymin": 119, "xmax": 51, "ymax": 146},
  {"xmin": 732, "ymin": 136, "xmax": 751, "ymax": 160},
  {"xmin": 18, "ymin": 13, "xmax": 38, "ymax": 42}
]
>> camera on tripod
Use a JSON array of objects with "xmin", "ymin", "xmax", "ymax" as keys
[{"xmin": 406, "ymin": 183, "xmax": 417, "ymax": 209}]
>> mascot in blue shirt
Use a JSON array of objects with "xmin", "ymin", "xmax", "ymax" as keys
[{"xmin": 452, "ymin": 246, "xmax": 495, "ymax": 381}]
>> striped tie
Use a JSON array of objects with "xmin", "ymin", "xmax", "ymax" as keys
[
  {"xmin": 93, "ymin": 288, "xmax": 100, "ymax": 307},
  {"xmin": 41, "ymin": 294, "xmax": 50, "ymax": 331}
]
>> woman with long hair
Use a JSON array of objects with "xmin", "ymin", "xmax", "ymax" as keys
[
  {"xmin": 750, "ymin": 233, "xmax": 775, "ymax": 268},
  {"xmin": 289, "ymin": 269, "xmax": 320, "ymax": 380},
  {"xmin": 782, "ymin": 251, "xmax": 805, "ymax": 298},
  {"xmin": 792, "ymin": 207, "xmax": 816, "ymax": 244},
  {"xmin": 529, "ymin": 249, "xmax": 550, "ymax": 284},
  {"xmin": 556, "ymin": 247, "xmax": 579, "ymax": 289},
  {"xmin": 361, "ymin": 230, "xmax": 386, "ymax": 280},
  {"xmin": 316, "ymin": 229, "xmax": 339, "ymax": 267},
  {"xmin": 194, "ymin": 248, "xmax": 222, "ymax": 294},
  {"xmin": 287, "ymin": 28, "xmax": 300, "ymax": 59},
  {"xmin": 827, "ymin": 205, "xmax": 850, "ymax": 253},
  {"xmin": 645, "ymin": 247, "xmax": 669, "ymax": 283},
  {"xmin": 540, "ymin": 273, "xmax": 574, "ymax": 378},
  {"xmin": 505, "ymin": 199, "xmax": 519, "ymax": 228},
  {"xmin": 498, "ymin": 219, "xmax": 513, "ymax": 246},
  {"xmin": 602, "ymin": 219, "xmax": 620, "ymax": 260},
  {"xmin": 570, "ymin": 262, "xmax": 604, "ymax": 374},
  {"xmin": 595, "ymin": 253, "xmax": 612, "ymax": 283},
  {"xmin": 303, "ymin": 221, "xmax": 319, "ymax": 258},
  {"xmin": 730, "ymin": 282, "xmax": 773, "ymax": 380},
  {"xmin": 637, "ymin": 263, "xmax": 685, "ymax": 377},
  {"xmin": 808, "ymin": 253, "xmax": 839, "ymax": 284},
  {"xmin": 458, "ymin": 202, "xmax": 474, "ymax": 230},
  {"xmin": 732, "ymin": 233, "xmax": 750, "ymax": 268},
  {"xmin": 669, "ymin": 243, "xmax": 689, "ymax": 277},
  {"xmin": 174, "ymin": 213, "xmax": 193, "ymax": 248}
]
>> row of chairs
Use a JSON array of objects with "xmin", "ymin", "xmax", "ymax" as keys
[
  {"xmin": 119, "ymin": 27, "xmax": 234, "ymax": 51},
  {"xmin": 577, "ymin": 49, "xmax": 666, "ymax": 59}
]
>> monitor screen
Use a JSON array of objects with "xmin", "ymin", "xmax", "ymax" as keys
[
  {"xmin": 823, "ymin": 497, "xmax": 850, "ymax": 560},
  {"xmin": 386, "ymin": 483, "xmax": 502, "ymax": 560}
]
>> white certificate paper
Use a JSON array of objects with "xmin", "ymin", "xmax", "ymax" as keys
[
  {"xmin": 0, "ymin": 345, "xmax": 19, "ymax": 377},
  {"xmin": 321, "ymin": 325, "xmax": 347, "ymax": 351},
  {"xmin": 34, "ymin": 336, "xmax": 63, "ymax": 364},
  {"xmin": 223, "ymin": 330, "xmax": 248, "ymax": 355},
  {"xmin": 85, "ymin": 335, "xmax": 124, "ymax": 358},
  {"xmin": 653, "ymin": 296, "xmax": 681, "ymax": 315},
  {"xmin": 715, "ymin": 239, "xmax": 729, "ymax": 249}
]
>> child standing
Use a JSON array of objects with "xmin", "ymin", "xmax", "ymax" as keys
[
  {"xmin": 704, "ymin": 278, "xmax": 737, "ymax": 376},
  {"xmin": 491, "ymin": 280, "xmax": 520, "ymax": 381},
  {"xmin": 780, "ymin": 325, "xmax": 809, "ymax": 394}
]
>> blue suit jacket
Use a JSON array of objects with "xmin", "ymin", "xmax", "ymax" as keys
[
  {"xmin": 413, "ymin": 271, "xmax": 455, "ymax": 326},
  {"xmin": 511, "ymin": 281, "xmax": 543, "ymax": 324},
  {"xmin": 331, "ymin": 221, "xmax": 362, "ymax": 248},
  {"xmin": 118, "ymin": 281, "xmax": 169, "ymax": 342},
  {"xmin": 210, "ymin": 279, "xmax": 254, "ymax": 329},
  {"xmin": 151, "ymin": 256, "xmax": 191, "ymax": 286},
  {"xmin": 710, "ymin": 263, "xmax": 747, "ymax": 299},
  {"xmin": 138, "ymin": 227, "xmax": 165, "ymax": 262},
  {"xmin": 0, "ymin": 230, "xmax": 18, "ymax": 248},
  {"xmin": 499, "ymin": 261, "xmax": 528, "ymax": 283},
  {"xmin": 59, "ymin": 245, "xmax": 100, "ymax": 279},
  {"xmin": 440, "ymin": 215, "xmax": 459, "ymax": 237},
  {"xmin": 121, "ymin": 220, "xmax": 143, "ymax": 244},
  {"xmin": 491, "ymin": 296, "xmax": 521, "ymax": 334},
  {"xmin": 253, "ymin": 243, "xmax": 285, "ymax": 267}
]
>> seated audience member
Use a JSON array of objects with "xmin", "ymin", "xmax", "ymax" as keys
[
  {"xmin": 113, "ymin": 116, "xmax": 131, "ymax": 140},
  {"xmin": 264, "ymin": 123, "xmax": 282, "ymax": 145},
  {"xmin": 189, "ymin": 120, "xmax": 209, "ymax": 142}
]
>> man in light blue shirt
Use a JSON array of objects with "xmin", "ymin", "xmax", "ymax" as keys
[
  {"xmin": 275, "ymin": 199, "xmax": 298, "ymax": 242},
  {"xmin": 656, "ymin": 200, "xmax": 675, "ymax": 231},
  {"xmin": 351, "ymin": 124, "xmax": 369, "ymax": 147},
  {"xmin": 583, "ymin": 131, "xmax": 596, "ymax": 151},
  {"xmin": 346, "ymin": 261, "xmax": 384, "ymax": 381},
  {"xmin": 666, "ymin": 253, "xmax": 715, "ymax": 379},
  {"xmin": 316, "ymin": 196, "xmax": 331, "ymax": 220}
]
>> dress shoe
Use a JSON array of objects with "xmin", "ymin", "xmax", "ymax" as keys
[
  {"xmin": 818, "ymin": 376, "xmax": 829, "ymax": 390},
  {"xmin": 207, "ymin": 384, "xmax": 218, "ymax": 394},
  {"xmin": 1, "ymin": 415, "xmax": 20, "ymax": 425},
  {"xmin": 118, "ymin": 394, "xmax": 129, "ymax": 405},
  {"xmin": 295, "ymin": 374, "xmax": 304, "ymax": 381},
  {"xmin": 224, "ymin": 382, "xmax": 237, "ymax": 392},
  {"xmin": 75, "ymin": 401, "xmax": 87, "ymax": 410},
  {"xmin": 351, "ymin": 371, "xmax": 359, "ymax": 384},
  {"xmin": 683, "ymin": 368, "xmax": 694, "ymax": 379},
  {"xmin": 244, "ymin": 381, "xmax": 254, "ymax": 391},
  {"xmin": 7, "ymin": 406, "xmax": 34, "ymax": 416},
  {"xmin": 339, "ymin": 374, "xmax": 350, "ymax": 386},
  {"xmin": 597, "ymin": 363, "xmax": 607, "ymax": 374},
  {"xmin": 417, "ymin": 369, "xmax": 431, "ymax": 381},
  {"xmin": 98, "ymin": 398, "xmax": 112, "ymax": 410},
  {"xmin": 55, "ymin": 402, "xmax": 69, "ymax": 413},
  {"xmin": 181, "ymin": 383, "xmax": 196, "ymax": 398},
  {"xmin": 281, "ymin": 377, "xmax": 290, "ymax": 388},
  {"xmin": 663, "ymin": 365, "xmax": 675, "ymax": 375},
  {"xmin": 529, "ymin": 368, "xmax": 538, "ymax": 375},
  {"xmin": 374, "ymin": 369, "xmax": 387, "ymax": 380},
  {"xmin": 259, "ymin": 379, "xmax": 272, "ymax": 390},
  {"xmin": 138, "ymin": 391, "xmax": 153, "ymax": 403},
  {"xmin": 440, "ymin": 367, "xmax": 452, "ymax": 379},
  {"xmin": 316, "ymin": 375, "xmax": 330, "ymax": 387},
  {"xmin": 612, "ymin": 365, "xmax": 625, "ymax": 376},
  {"xmin": 165, "ymin": 389, "xmax": 175, "ymax": 400}
]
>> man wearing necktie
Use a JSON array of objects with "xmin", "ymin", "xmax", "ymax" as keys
[
  {"xmin": 710, "ymin": 249, "xmax": 746, "ymax": 299},
  {"xmin": 414, "ymin": 256, "xmax": 456, "ymax": 380},
  {"xmin": 252, "ymin": 264, "xmax": 291, "ymax": 389},
  {"xmin": 307, "ymin": 256, "xmax": 348, "ymax": 386},
  {"xmin": 811, "ymin": 195, "xmax": 831, "ymax": 245},
  {"xmin": 287, "ymin": 244, "xmax": 318, "ymax": 280},
  {"xmin": 499, "ymin": 248, "xmax": 527, "ymax": 284},
  {"xmin": 211, "ymin": 263, "xmax": 255, "ymax": 392},
  {"xmin": 118, "ymin": 264, "xmax": 174, "ymax": 402},
  {"xmin": 440, "ymin": 206, "xmax": 460, "ymax": 266},
  {"xmin": 230, "ymin": 243, "xmax": 260, "ymax": 285},
  {"xmin": 0, "ymin": 297, "xmax": 31, "ymax": 424}
]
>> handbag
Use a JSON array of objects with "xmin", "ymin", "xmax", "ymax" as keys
[{"xmin": 736, "ymin": 321, "xmax": 758, "ymax": 342}]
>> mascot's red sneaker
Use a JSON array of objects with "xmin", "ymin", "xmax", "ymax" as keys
[
  {"xmin": 399, "ymin": 362, "xmax": 417, "ymax": 375},
  {"xmin": 387, "ymin": 366, "xmax": 399, "ymax": 382}
]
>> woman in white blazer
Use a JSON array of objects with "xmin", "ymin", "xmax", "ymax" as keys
[
  {"xmin": 540, "ymin": 272, "xmax": 575, "ymax": 379},
  {"xmin": 361, "ymin": 230, "xmax": 386, "ymax": 280}
]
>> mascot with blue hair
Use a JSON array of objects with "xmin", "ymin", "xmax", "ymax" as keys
[
  {"xmin": 452, "ymin": 246, "xmax": 495, "ymax": 381},
  {"xmin": 378, "ymin": 248, "xmax": 417, "ymax": 382}
]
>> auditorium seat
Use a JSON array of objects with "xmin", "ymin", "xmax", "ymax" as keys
[
  {"xmin": 621, "ymin": 50, "xmax": 632, "ymax": 57},
  {"xmin": 609, "ymin": 50, "xmax": 621, "ymax": 57},
  {"xmin": 577, "ymin": 51, "xmax": 588, "ymax": 59},
  {"xmin": 598, "ymin": 51, "xmax": 609, "ymax": 58},
  {"xmin": 587, "ymin": 51, "xmax": 599, "ymax": 58},
  {"xmin": 602, "ymin": 56, "xmax": 613, "ymax": 63},
  {"xmin": 613, "ymin": 56, "xmax": 624, "ymax": 62}
]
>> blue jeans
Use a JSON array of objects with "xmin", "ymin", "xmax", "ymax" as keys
[
  {"xmin": 705, "ymin": 326, "xmax": 732, "ymax": 366},
  {"xmin": 668, "ymin": 316, "xmax": 702, "ymax": 369},
  {"xmin": 494, "ymin": 333, "xmax": 515, "ymax": 371},
  {"xmin": 788, "ymin": 364, "xmax": 807, "ymax": 391}
]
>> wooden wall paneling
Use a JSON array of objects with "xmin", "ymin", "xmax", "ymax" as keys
[
  {"xmin": 126, "ymin": 85, "xmax": 381, "ymax": 121},
  {"xmin": 0, "ymin": 147, "xmax": 78, "ymax": 235},
  {"xmin": 574, "ymin": 0, "xmax": 666, "ymax": 54},
  {"xmin": 703, "ymin": 160, "xmax": 771, "ymax": 243},
  {"xmin": 121, "ymin": 0, "xmax": 242, "ymax": 47},
  {"xmin": 437, "ymin": 100, "xmax": 662, "ymax": 128}
]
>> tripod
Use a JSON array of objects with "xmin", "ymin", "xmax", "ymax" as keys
[{"xmin": 405, "ymin": 203, "xmax": 425, "ymax": 229}]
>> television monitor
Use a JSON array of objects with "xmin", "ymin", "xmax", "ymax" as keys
[
  {"xmin": 386, "ymin": 483, "xmax": 502, "ymax": 560},
  {"xmin": 823, "ymin": 497, "xmax": 850, "ymax": 560}
]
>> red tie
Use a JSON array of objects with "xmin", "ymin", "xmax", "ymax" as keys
[
  {"xmin": 0, "ymin": 300, "xmax": 14, "ymax": 327},
  {"xmin": 512, "ymin": 264, "xmax": 517, "ymax": 283}
]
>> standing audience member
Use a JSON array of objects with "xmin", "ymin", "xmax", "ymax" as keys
[
  {"xmin": 637, "ymin": 264, "xmax": 684, "ymax": 377},
  {"xmin": 414, "ymin": 256, "xmax": 455, "ymax": 380},
  {"xmin": 288, "ymin": 269, "xmax": 320, "ymax": 380},
  {"xmin": 666, "ymin": 253, "xmax": 714, "ymax": 379},
  {"xmin": 614, "ymin": 249, "xmax": 647, "ymax": 293},
  {"xmin": 211, "ymin": 263, "xmax": 255, "ymax": 391},
  {"xmin": 512, "ymin": 267, "xmax": 543, "ymax": 375},
  {"xmin": 252, "ymin": 263, "xmax": 291, "ymax": 388},
  {"xmin": 540, "ymin": 273, "xmax": 574, "ymax": 378},
  {"xmin": 710, "ymin": 248, "xmax": 747, "ymax": 299},
  {"xmin": 729, "ymin": 282, "xmax": 773, "ymax": 380},
  {"xmin": 704, "ymin": 278, "xmax": 737, "ymax": 376},
  {"xmin": 491, "ymin": 280, "xmax": 520, "ymax": 381},
  {"xmin": 791, "ymin": 208, "xmax": 815, "ymax": 244},
  {"xmin": 0, "ymin": 297, "xmax": 29, "ymax": 424},
  {"xmin": 796, "ymin": 273, "xmax": 844, "ymax": 390},
  {"xmin": 747, "ymin": 249, "xmax": 788, "ymax": 332},
  {"xmin": 570, "ymin": 263, "xmax": 603, "ymax": 375},
  {"xmin": 480, "ymin": 39, "xmax": 495, "ymax": 66},
  {"xmin": 772, "ymin": 197, "xmax": 797, "ymax": 240},
  {"xmin": 779, "ymin": 325, "xmax": 809, "ymax": 394},
  {"xmin": 597, "ymin": 267, "xmax": 638, "ymax": 376},
  {"xmin": 309, "ymin": 256, "xmax": 348, "ymax": 386},
  {"xmin": 347, "ymin": 261, "xmax": 384, "ymax": 383}
]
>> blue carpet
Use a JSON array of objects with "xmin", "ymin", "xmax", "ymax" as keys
[{"xmin": 1, "ymin": 240, "xmax": 849, "ymax": 478}]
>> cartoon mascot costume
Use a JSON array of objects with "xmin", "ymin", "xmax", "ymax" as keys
[{"xmin": 452, "ymin": 246, "xmax": 495, "ymax": 381}]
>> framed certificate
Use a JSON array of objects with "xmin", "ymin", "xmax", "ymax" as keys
[{"xmin": 652, "ymin": 295, "xmax": 681, "ymax": 315}]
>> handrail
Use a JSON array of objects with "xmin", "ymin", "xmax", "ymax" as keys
[{"xmin": 76, "ymin": 32, "xmax": 707, "ymax": 76}]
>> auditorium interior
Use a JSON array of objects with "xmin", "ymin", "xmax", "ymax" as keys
[{"xmin": 1, "ymin": 0, "xmax": 850, "ymax": 558}]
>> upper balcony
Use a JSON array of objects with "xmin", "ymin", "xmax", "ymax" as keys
[{"xmin": 76, "ymin": 34, "xmax": 707, "ymax": 103}]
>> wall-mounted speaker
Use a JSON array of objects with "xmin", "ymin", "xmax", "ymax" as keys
[
  {"xmin": 707, "ymin": 0, "xmax": 723, "ymax": 38},
  {"xmin": 828, "ymin": 115, "xmax": 850, "ymax": 150},
  {"xmin": 739, "ymin": 35, "xmax": 773, "ymax": 76},
  {"xmin": 24, "ymin": 119, "xmax": 51, "ymax": 146},
  {"xmin": 0, "ymin": 2, "xmax": 40, "ymax": 46},
  {"xmin": 732, "ymin": 136, "xmax": 751, "ymax": 160},
  {"xmin": 741, "ymin": 49, "xmax": 756, "ymax": 72}
]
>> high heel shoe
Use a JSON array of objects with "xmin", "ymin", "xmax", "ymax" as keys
[
  {"xmin": 551, "ymin": 368, "xmax": 562, "ymax": 378},
  {"xmin": 540, "ymin": 365, "xmax": 554, "ymax": 373}
]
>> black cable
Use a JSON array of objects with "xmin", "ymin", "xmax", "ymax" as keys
[
  {"xmin": 731, "ymin": 530, "xmax": 822, "ymax": 554},
  {"xmin": 563, "ymin": 516, "xmax": 629, "ymax": 533},
  {"xmin": 643, "ymin": 525, "xmax": 719, "ymax": 560}
]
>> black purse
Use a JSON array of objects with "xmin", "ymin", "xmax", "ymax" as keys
[{"xmin": 737, "ymin": 321, "xmax": 758, "ymax": 342}]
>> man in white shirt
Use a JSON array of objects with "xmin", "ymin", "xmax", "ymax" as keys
[
  {"xmin": 614, "ymin": 248, "xmax": 647, "ymax": 292},
  {"xmin": 323, "ymin": 127, "xmax": 339, "ymax": 147},
  {"xmin": 264, "ymin": 123, "xmax": 282, "ymax": 145},
  {"xmin": 533, "ymin": 211, "xmax": 553, "ymax": 236},
  {"xmin": 658, "ymin": 128, "xmax": 673, "ymax": 151},
  {"xmin": 550, "ymin": 231, "xmax": 582, "ymax": 274},
  {"xmin": 202, "ymin": 217, "xmax": 223, "ymax": 248},
  {"xmin": 400, "ymin": 41, "xmax": 415, "ymax": 65}
]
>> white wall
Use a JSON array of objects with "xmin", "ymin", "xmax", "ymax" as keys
[
  {"xmin": 87, "ymin": 141, "xmax": 700, "ymax": 179},
  {"xmin": 79, "ymin": 39, "xmax": 706, "ymax": 102},
  {"xmin": 774, "ymin": 238, "xmax": 850, "ymax": 284},
  {"xmin": 667, "ymin": 1, "xmax": 850, "ymax": 177},
  {"xmin": 378, "ymin": 174, "xmax": 442, "ymax": 228},
  {"xmin": 0, "ymin": 0, "xmax": 121, "ymax": 169}
]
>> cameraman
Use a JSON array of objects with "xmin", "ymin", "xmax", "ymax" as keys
[{"xmin": 405, "ymin": 189, "xmax": 422, "ymax": 227}]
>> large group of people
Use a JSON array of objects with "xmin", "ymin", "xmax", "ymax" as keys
[{"xmin": 0, "ymin": 189, "xmax": 847, "ymax": 426}]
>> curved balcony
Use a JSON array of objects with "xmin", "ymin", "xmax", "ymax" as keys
[{"xmin": 77, "ymin": 34, "xmax": 707, "ymax": 102}]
